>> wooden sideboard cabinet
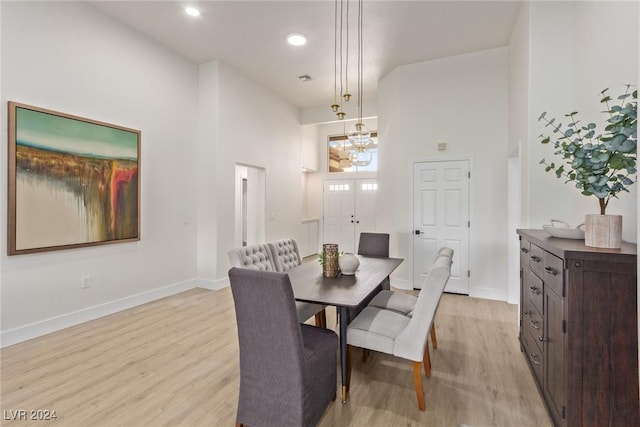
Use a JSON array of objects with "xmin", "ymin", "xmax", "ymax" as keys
[{"xmin": 517, "ymin": 229, "xmax": 639, "ymax": 427}]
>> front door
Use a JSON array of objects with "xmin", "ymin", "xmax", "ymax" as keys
[
  {"xmin": 323, "ymin": 179, "xmax": 377, "ymax": 254},
  {"xmin": 413, "ymin": 160, "xmax": 470, "ymax": 293}
]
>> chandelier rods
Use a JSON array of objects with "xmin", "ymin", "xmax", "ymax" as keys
[
  {"xmin": 333, "ymin": 0, "xmax": 338, "ymax": 107},
  {"xmin": 358, "ymin": 0, "xmax": 363, "ymax": 124},
  {"xmin": 331, "ymin": 0, "xmax": 365, "ymax": 121}
]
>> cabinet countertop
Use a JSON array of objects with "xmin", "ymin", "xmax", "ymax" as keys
[{"xmin": 517, "ymin": 229, "xmax": 636, "ymax": 263}]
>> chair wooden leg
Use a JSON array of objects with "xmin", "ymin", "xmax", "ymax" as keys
[
  {"xmin": 412, "ymin": 361, "xmax": 426, "ymax": 411},
  {"xmin": 423, "ymin": 344, "xmax": 431, "ymax": 378},
  {"xmin": 315, "ymin": 309, "xmax": 327, "ymax": 328},
  {"xmin": 430, "ymin": 323, "xmax": 438, "ymax": 349},
  {"xmin": 362, "ymin": 348, "xmax": 370, "ymax": 363}
]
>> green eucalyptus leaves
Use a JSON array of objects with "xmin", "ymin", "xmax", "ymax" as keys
[{"xmin": 539, "ymin": 85, "xmax": 637, "ymax": 214}]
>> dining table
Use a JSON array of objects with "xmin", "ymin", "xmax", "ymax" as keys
[{"xmin": 286, "ymin": 255, "xmax": 404, "ymax": 403}]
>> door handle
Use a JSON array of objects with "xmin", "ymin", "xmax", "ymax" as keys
[{"xmin": 414, "ymin": 230, "xmax": 421, "ymax": 235}]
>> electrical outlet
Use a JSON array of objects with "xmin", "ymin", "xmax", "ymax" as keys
[{"xmin": 81, "ymin": 275, "xmax": 92, "ymax": 289}]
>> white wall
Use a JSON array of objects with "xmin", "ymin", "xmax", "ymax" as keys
[
  {"xmin": 506, "ymin": 2, "xmax": 530, "ymax": 304},
  {"xmin": 196, "ymin": 62, "xmax": 219, "ymax": 283},
  {"xmin": 378, "ymin": 48, "xmax": 509, "ymax": 299},
  {"xmin": 526, "ymin": 1, "xmax": 638, "ymax": 242},
  {"xmin": 1, "ymin": 2, "xmax": 199, "ymax": 341},
  {"xmin": 301, "ymin": 124, "xmax": 320, "ymax": 172},
  {"xmin": 196, "ymin": 61, "xmax": 307, "ymax": 280}
]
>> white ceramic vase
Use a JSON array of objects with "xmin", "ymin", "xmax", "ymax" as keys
[
  {"xmin": 584, "ymin": 214, "xmax": 622, "ymax": 249},
  {"xmin": 338, "ymin": 253, "xmax": 360, "ymax": 275}
]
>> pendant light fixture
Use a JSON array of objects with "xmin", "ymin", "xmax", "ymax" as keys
[
  {"xmin": 331, "ymin": 0, "xmax": 344, "ymax": 117},
  {"xmin": 330, "ymin": 0, "xmax": 373, "ymax": 167},
  {"xmin": 331, "ymin": 0, "xmax": 354, "ymax": 120},
  {"xmin": 347, "ymin": 0, "xmax": 370, "ymax": 146}
]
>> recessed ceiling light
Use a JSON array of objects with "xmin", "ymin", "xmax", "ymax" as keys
[
  {"xmin": 298, "ymin": 75, "xmax": 312, "ymax": 82},
  {"xmin": 287, "ymin": 33, "xmax": 307, "ymax": 47},
  {"xmin": 185, "ymin": 7, "xmax": 201, "ymax": 17}
]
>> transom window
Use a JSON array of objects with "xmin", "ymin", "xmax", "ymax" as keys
[
  {"xmin": 328, "ymin": 183, "xmax": 350, "ymax": 192},
  {"xmin": 328, "ymin": 132, "xmax": 378, "ymax": 173}
]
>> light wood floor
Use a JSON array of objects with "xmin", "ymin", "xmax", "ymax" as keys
[{"xmin": 1, "ymin": 287, "xmax": 552, "ymax": 427}]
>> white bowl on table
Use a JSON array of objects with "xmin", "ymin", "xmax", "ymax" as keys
[{"xmin": 542, "ymin": 219, "xmax": 585, "ymax": 240}]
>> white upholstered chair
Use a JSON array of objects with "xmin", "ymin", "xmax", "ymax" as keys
[
  {"xmin": 266, "ymin": 239, "xmax": 327, "ymax": 328},
  {"xmin": 267, "ymin": 238, "xmax": 302, "ymax": 271},
  {"xmin": 368, "ymin": 248, "xmax": 454, "ymax": 348},
  {"xmin": 228, "ymin": 244, "xmax": 276, "ymax": 271},
  {"xmin": 346, "ymin": 256, "xmax": 452, "ymax": 411},
  {"xmin": 368, "ymin": 248, "xmax": 453, "ymax": 316}
]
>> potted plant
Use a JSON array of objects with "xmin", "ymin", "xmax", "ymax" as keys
[{"xmin": 538, "ymin": 84, "xmax": 637, "ymax": 248}]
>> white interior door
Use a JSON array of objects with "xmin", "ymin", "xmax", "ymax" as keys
[
  {"xmin": 323, "ymin": 179, "xmax": 377, "ymax": 254},
  {"xmin": 323, "ymin": 180, "xmax": 356, "ymax": 253},
  {"xmin": 413, "ymin": 160, "xmax": 469, "ymax": 293}
]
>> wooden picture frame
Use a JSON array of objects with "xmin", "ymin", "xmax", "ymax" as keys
[{"xmin": 7, "ymin": 102, "xmax": 141, "ymax": 255}]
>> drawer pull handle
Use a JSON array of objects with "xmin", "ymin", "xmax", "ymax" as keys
[
  {"xmin": 544, "ymin": 266, "xmax": 558, "ymax": 276},
  {"xmin": 538, "ymin": 335, "xmax": 548, "ymax": 343},
  {"xmin": 520, "ymin": 248, "xmax": 529, "ymax": 254},
  {"xmin": 530, "ymin": 255, "xmax": 542, "ymax": 263},
  {"xmin": 529, "ymin": 352, "xmax": 541, "ymax": 366},
  {"xmin": 529, "ymin": 286, "xmax": 541, "ymax": 295},
  {"xmin": 529, "ymin": 319, "xmax": 540, "ymax": 330}
]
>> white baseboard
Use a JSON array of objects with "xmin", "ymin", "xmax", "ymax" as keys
[
  {"xmin": 195, "ymin": 277, "xmax": 229, "ymax": 291},
  {"xmin": 469, "ymin": 287, "xmax": 508, "ymax": 302},
  {"xmin": 390, "ymin": 276, "xmax": 412, "ymax": 290},
  {"xmin": 1, "ymin": 278, "xmax": 201, "ymax": 348},
  {"xmin": 393, "ymin": 277, "xmax": 509, "ymax": 303}
]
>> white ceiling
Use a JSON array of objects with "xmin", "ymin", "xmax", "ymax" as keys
[{"xmin": 90, "ymin": 1, "xmax": 522, "ymax": 110}]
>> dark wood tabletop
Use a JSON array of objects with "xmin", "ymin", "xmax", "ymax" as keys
[
  {"xmin": 287, "ymin": 254, "xmax": 403, "ymax": 403},
  {"xmin": 286, "ymin": 255, "xmax": 403, "ymax": 307}
]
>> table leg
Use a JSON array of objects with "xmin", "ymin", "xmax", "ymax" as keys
[{"xmin": 339, "ymin": 305, "xmax": 348, "ymax": 403}]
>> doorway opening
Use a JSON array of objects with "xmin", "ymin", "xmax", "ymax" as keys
[{"xmin": 235, "ymin": 164, "xmax": 266, "ymax": 247}]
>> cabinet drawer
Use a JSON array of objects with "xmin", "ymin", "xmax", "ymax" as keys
[
  {"xmin": 525, "ymin": 307, "xmax": 544, "ymax": 354},
  {"xmin": 528, "ymin": 271, "xmax": 544, "ymax": 314},
  {"xmin": 524, "ymin": 332, "xmax": 544, "ymax": 385},
  {"xmin": 520, "ymin": 239, "xmax": 531, "ymax": 267},
  {"xmin": 529, "ymin": 244, "xmax": 545, "ymax": 278},
  {"xmin": 543, "ymin": 252, "xmax": 564, "ymax": 297}
]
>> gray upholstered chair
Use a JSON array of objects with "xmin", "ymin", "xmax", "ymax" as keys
[
  {"xmin": 346, "ymin": 259, "xmax": 452, "ymax": 411},
  {"xmin": 228, "ymin": 268, "xmax": 337, "ymax": 427},
  {"xmin": 267, "ymin": 239, "xmax": 327, "ymax": 328},
  {"xmin": 228, "ymin": 243, "xmax": 326, "ymax": 328},
  {"xmin": 357, "ymin": 232, "xmax": 390, "ymax": 258},
  {"xmin": 357, "ymin": 232, "xmax": 390, "ymax": 291},
  {"xmin": 368, "ymin": 248, "xmax": 454, "ymax": 350},
  {"xmin": 341, "ymin": 232, "xmax": 392, "ymax": 325}
]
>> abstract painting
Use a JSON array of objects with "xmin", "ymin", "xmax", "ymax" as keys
[{"xmin": 7, "ymin": 102, "xmax": 140, "ymax": 255}]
